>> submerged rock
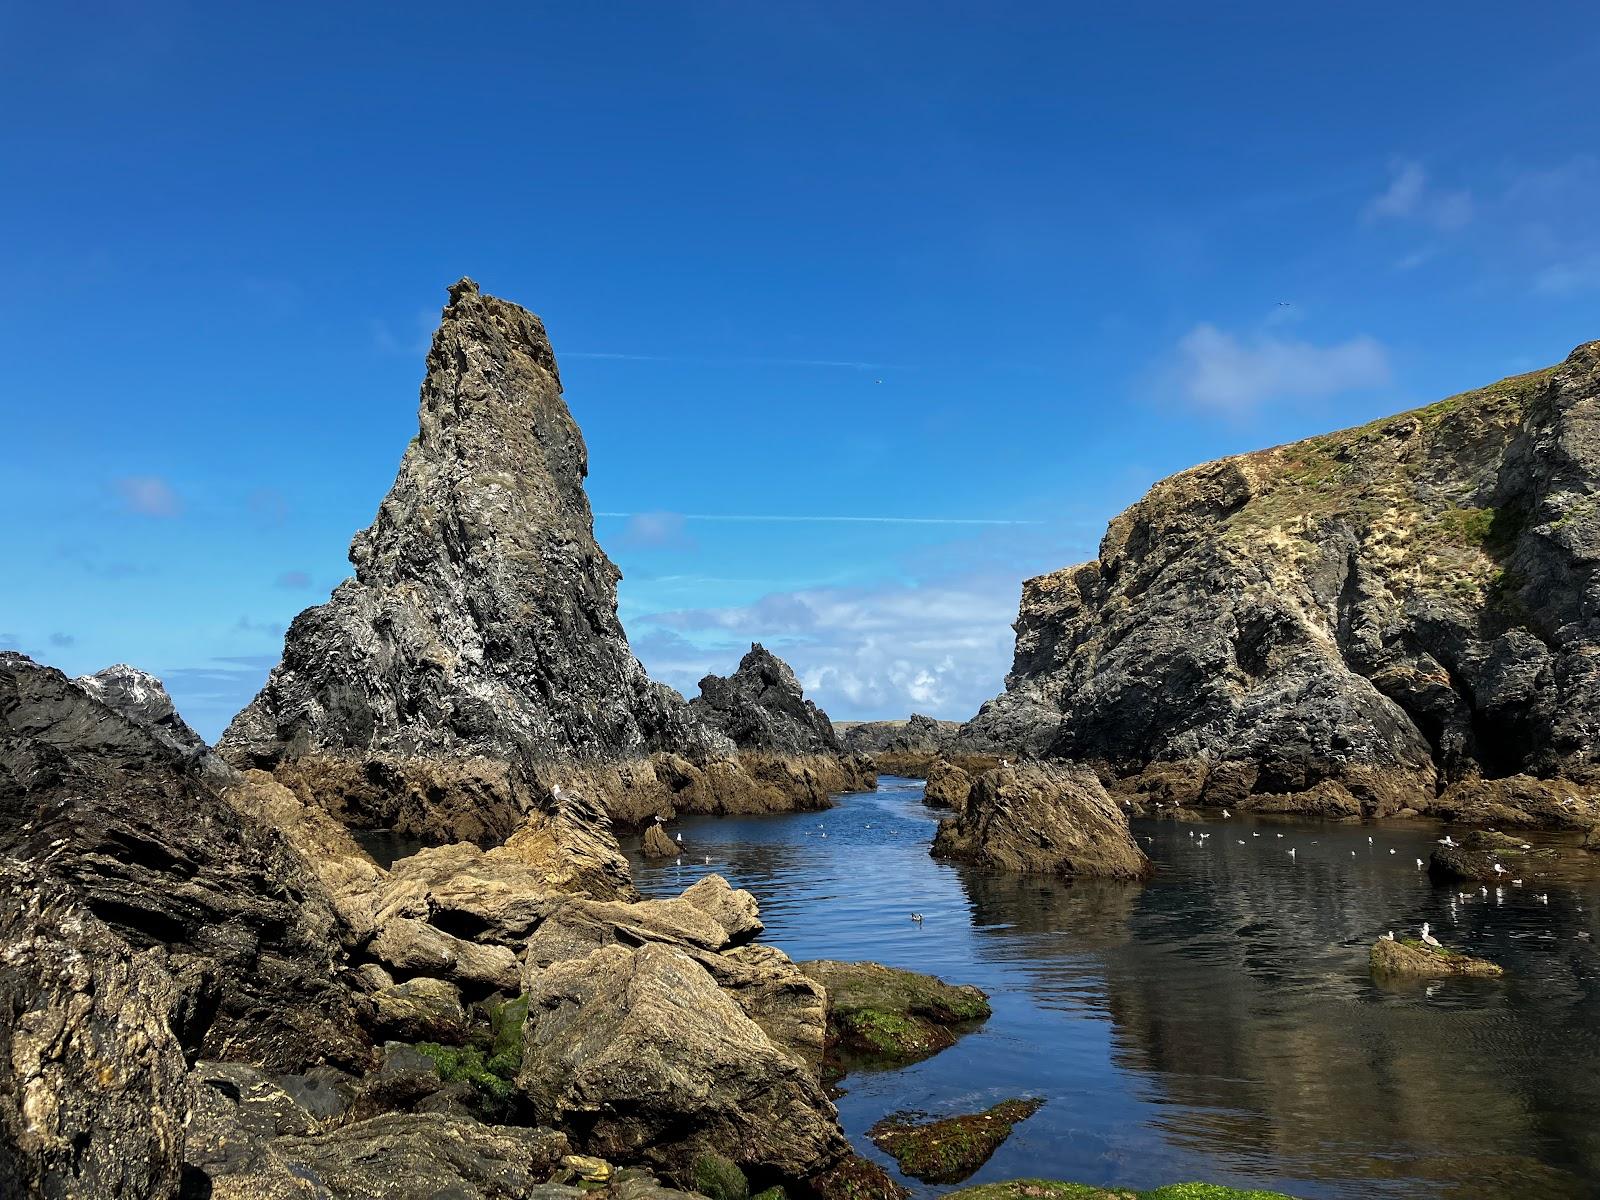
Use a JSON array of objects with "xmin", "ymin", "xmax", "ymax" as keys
[
  {"xmin": 957, "ymin": 343, "xmax": 1600, "ymax": 825},
  {"xmin": 808, "ymin": 1153, "xmax": 909, "ymax": 1200},
  {"xmin": 796, "ymin": 959, "xmax": 990, "ymax": 1069},
  {"xmin": 931, "ymin": 763, "xmax": 1151, "ymax": 880},
  {"xmin": 0, "ymin": 862, "xmax": 189, "ymax": 1200},
  {"xmin": 1370, "ymin": 935, "xmax": 1504, "ymax": 978},
  {"xmin": 869, "ymin": 1098, "xmax": 1044, "ymax": 1184}
]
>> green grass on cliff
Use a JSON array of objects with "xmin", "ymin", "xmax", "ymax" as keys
[{"xmin": 944, "ymin": 1181, "xmax": 1300, "ymax": 1200}]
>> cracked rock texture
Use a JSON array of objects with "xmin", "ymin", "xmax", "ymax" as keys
[
  {"xmin": 961, "ymin": 343, "xmax": 1600, "ymax": 826},
  {"xmin": 0, "ymin": 861, "xmax": 190, "ymax": 1200},
  {"xmin": 221, "ymin": 282, "xmax": 864, "ymax": 840},
  {"xmin": 0, "ymin": 652, "xmax": 367, "ymax": 1071}
]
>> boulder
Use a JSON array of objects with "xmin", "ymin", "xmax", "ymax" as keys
[
  {"xmin": 519, "ymin": 941, "xmax": 847, "ymax": 1180},
  {"xmin": 796, "ymin": 960, "xmax": 989, "ymax": 1069},
  {"xmin": 868, "ymin": 1098, "xmax": 1045, "ymax": 1184},
  {"xmin": 643, "ymin": 823, "xmax": 678, "ymax": 858},
  {"xmin": 931, "ymin": 763, "xmax": 1152, "ymax": 879},
  {"xmin": 0, "ymin": 862, "xmax": 189, "ymax": 1200},
  {"xmin": 272, "ymin": 1112, "xmax": 569, "ymax": 1199},
  {"xmin": 1428, "ymin": 830, "xmax": 1554, "ymax": 883},
  {"xmin": 922, "ymin": 758, "xmax": 975, "ymax": 812},
  {"xmin": 367, "ymin": 917, "xmax": 520, "ymax": 994},
  {"xmin": 370, "ymin": 977, "xmax": 470, "ymax": 1044},
  {"xmin": 680, "ymin": 873, "xmax": 764, "ymax": 946},
  {"xmin": 1370, "ymin": 935, "xmax": 1504, "ymax": 978}
]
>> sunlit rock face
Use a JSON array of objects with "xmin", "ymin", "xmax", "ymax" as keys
[{"xmin": 961, "ymin": 342, "xmax": 1600, "ymax": 826}]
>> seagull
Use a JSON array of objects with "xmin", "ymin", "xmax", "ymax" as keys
[
  {"xmin": 1383, "ymin": 930, "xmax": 1396, "ymax": 941},
  {"xmin": 910, "ymin": 913, "xmax": 924, "ymax": 923},
  {"xmin": 1580, "ymin": 932, "xmax": 1593, "ymax": 942},
  {"xmin": 1222, "ymin": 809, "xmax": 1231, "ymax": 818},
  {"xmin": 1492, "ymin": 862, "xmax": 1507, "ymax": 876},
  {"xmin": 1537, "ymin": 894, "xmax": 1549, "ymax": 904},
  {"xmin": 1512, "ymin": 878, "xmax": 1523, "ymax": 887},
  {"xmin": 1142, "ymin": 836, "xmax": 1153, "ymax": 845},
  {"xmin": 675, "ymin": 857, "xmax": 682, "ymax": 866},
  {"xmin": 1416, "ymin": 858, "xmax": 1424, "ymax": 869},
  {"xmin": 1481, "ymin": 886, "xmax": 1489, "ymax": 897},
  {"xmin": 703, "ymin": 855, "xmax": 711, "ymax": 865},
  {"xmin": 1238, "ymin": 840, "xmax": 1246, "ymax": 845},
  {"xmin": 676, "ymin": 832, "xmax": 683, "ymax": 843},
  {"xmin": 1276, "ymin": 833, "xmax": 1284, "ymax": 839},
  {"xmin": 1351, "ymin": 850, "xmax": 1356, "ymax": 857},
  {"xmin": 553, "ymin": 784, "xmax": 564, "ymax": 799},
  {"xmin": 1368, "ymin": 836, "xmax": 1374, "ymax": 845},
  {"xmin": 1421, "ymin": 922, "xmax": 1442, "ymax": 950},
  {"xmin": 1389, "ymin": 848, "xmax": 1397, "ymax": 855},
  {"xmin": 1439, "ymin": 835, "xmax": 1457, "ymax": 847},
  {"xmin": 1252, "ymin": 832, "xmax": 1260, "ymax": 838},
  {"xmin": 1288, "ymin": 848, "xmax": 1297, "ymax": 859}
]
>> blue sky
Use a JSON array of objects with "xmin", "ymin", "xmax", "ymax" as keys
[{"xmin": 3, "ymin": 4, "xmax": 1598, "ymax": 740}]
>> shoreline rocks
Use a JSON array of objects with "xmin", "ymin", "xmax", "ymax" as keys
[
  {"xmin": 931, "ymin": 763, "xmax": 1152, "ymax": 880},
  {"xmin": 836, "ymin": 714, "xmax": 961, "ymax": 777},
  {"xmin": 1428, "ymin": 829, "xmax": 1555, "ymax": 883},
  {"xmin": 955, "ymin": 342, "xmax": 1600, "ymax": 828}
]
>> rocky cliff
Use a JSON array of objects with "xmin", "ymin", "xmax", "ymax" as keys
[
  {"xmin": 961, "ymin": 341, "xmax": 1600, "ymax": 827},
  {"xmin": 836, "ymin": 713, "xmax": 961, "ymax": 776},
  {"xmin": 221, "ymin": 281, "xmax": 863, "ymax": 837}
]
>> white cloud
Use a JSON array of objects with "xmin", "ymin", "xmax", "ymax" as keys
[
  {"xmin": 628, "ymin": 571, "xmax": 1026, "ymax": 721},
  {"xmin": 1365, "ymin": 159, "xmax": 1473, "ymax": 231},
  {"xmin": 113, "ymin": 475, "xmax": 182, "ymax": 517},
  {"xmin": 1171, "ymin": 324, "xmax": 1391, "ymax": 416}
]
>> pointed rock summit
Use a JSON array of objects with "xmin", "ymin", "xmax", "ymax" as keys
[{"xmin": 222, "ymin": 281, "xmax": 865, "ymax": 838}]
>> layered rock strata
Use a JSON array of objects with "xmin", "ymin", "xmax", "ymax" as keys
[
  {"xmin": 836, "ymin": 713, "xmax": 960, "ymax": 776},
  {"xmin": 960, "ymin": 342, "xmax": 1600, "ymax": 828}
]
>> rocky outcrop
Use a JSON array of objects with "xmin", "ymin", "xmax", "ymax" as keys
[
  {"xmin": 519, "ymin": 876, "xmax": 846, "ymax": 1182},
  {"xmin": 74, "ymin": 662, "xmax": 209, "ymax": 760},
  {"xmin": 685, "ymin": 644, "xmax": 875, "ymax": 810},
  {"xmin": 868, "ymin": 1099, "xmax": 1044, "ymax": 1185},
  {"xmin": 1370, "ymin": 935, "xmax": 1504, "ymax": 978},
  {"xmin": 1427, "ymin": 829, "xmax": 1555, "ymax": 883},
  {"xmin": 0, "ymin": 652, "xmax": 367, "ymax": 1071},
  {"xmin": 795, "ymin": 960, "xmax": 990, "ymax": 1071},
  {"xmin": 0, "ymin": 862, "xmax": 190, "ymax": 1200},
  {"xmin": 960, "ymin": 344, "xmax": 1600, "ymax": 826},
  {"xmin": 931, "ymin": 763, "xmax": 1152, "ymax": 879},
  {"xmin": 221, "ymin": 283, "xmax": 872, "ymax": 841},
  {"xmin": 836, "ymin": 713, "xmax": 960, "ymax": 776}
]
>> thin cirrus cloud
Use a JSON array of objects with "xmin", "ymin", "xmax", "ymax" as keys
[
  {"xmin": 1365, "ymin": 159, "xmax": 1474, "ymax": 232},
  {"xmin": 1170, "ymin": 324, "xmax": 1391, "ymax": 417},
  {"xmin": 596, "ymin": 512, "xmax": 1039, "ymax": 527},
  {"xmin": 113, "ymin": 475, "xmax": 183, "ymax": 517}
]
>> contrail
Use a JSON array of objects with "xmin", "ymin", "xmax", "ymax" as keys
[
  {"xmin": 596, "ymin": 512, "xmax": 1041, "ymax": 526},
  {"xmin": 566, "ymin": 352, "xmax": 900, "ymax": 370}
]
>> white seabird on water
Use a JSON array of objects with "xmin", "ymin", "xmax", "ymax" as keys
[
  {"xmin": 910, "ymin": 913, "xmax": 924, "ymax": 923},
  {"xmin": 1420, "ymin": 922, "xmax": 1442, "ymax": 949},
  {"xmin": 1439, "ymin": 835, "xmax": 1457, "ymax": 847},
  {"xmin": 1416, "ymin": 858, "xmax": 1424, "ymax": 869}
]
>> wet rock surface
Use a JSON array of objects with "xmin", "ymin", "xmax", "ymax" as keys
[
  {"xmin": 1427, "ymin": 829, "xmax": 1555, "ymax": 883},
  {"xmin": 931, "ymin": 763, "xmax": 1152, "ymax": 880},
  {"xmin": 959, "ymin": 344, "xmax": 1600, "ymax": 825},
  {"xmin": 796, "ymin": 959, "xmax": 990, "ymax": 1070},
  {"xmin": 1370, "ymin": 935, "xmax": 1504, "ymax": 978},
  {"xmin": 868, "ymin": 1098, "xmax": 1044, "ymax": 1184}
]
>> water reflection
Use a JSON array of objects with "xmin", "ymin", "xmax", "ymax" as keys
[{"xmin": 624, "ymin": 779, "xmax": 1600, "ymax": 1199}]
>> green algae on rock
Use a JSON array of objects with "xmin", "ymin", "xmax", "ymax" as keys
[
  {"xmin": 807, "ymin": 1152, "xmax": 909, "ymax": 1200},
  {"xmin": 868, "ymin": 1098, "xmax": 1044, "ymax": 1183},
  {"xmin": 1369, "ymin": 935, "xmax": 1504, "ymax": 979},
  {"xmin": 795, "ymin": 960, "xmax": 990, "ymax": 1068},
  {"xmin": 943, "ymin": 1179, "xmax": 1301, "ymax": 1200}
]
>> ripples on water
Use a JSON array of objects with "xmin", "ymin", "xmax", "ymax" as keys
[{"xmin": 624, "ymin": 777, "xmax": 1600, "ymax": 1200}]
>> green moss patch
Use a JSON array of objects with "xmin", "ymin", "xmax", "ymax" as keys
[
  {"xmin": 416, "ymin": 994, "xmax": 527, "ymax": 1122},
  {"xmin": 798, "ymin": 960, "xmax": 991, "ymax": 1071},
  {"xmin": 944, "ymin": 1179, "xmax": 1300, "ymax": 1200},
  {"xmin": 870, "ymin": 1098, "xmax": 1044, "ymax": 1184},
  {"xmin": 692, "ymin": 1152, "xmax": 750, "ymax": 1200}
]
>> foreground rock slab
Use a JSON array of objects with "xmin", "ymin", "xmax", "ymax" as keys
[
  {"xmin": 0, "ymin": 862, "xmax": 189, "ymax": 1200},
  {"xmin": 931, "ymin": 763, "xmax": 1151, "ymax": 879},
  {"xmin": 869, "ymin": 1098, "xmax": 1044, "ymax": 1183}
]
